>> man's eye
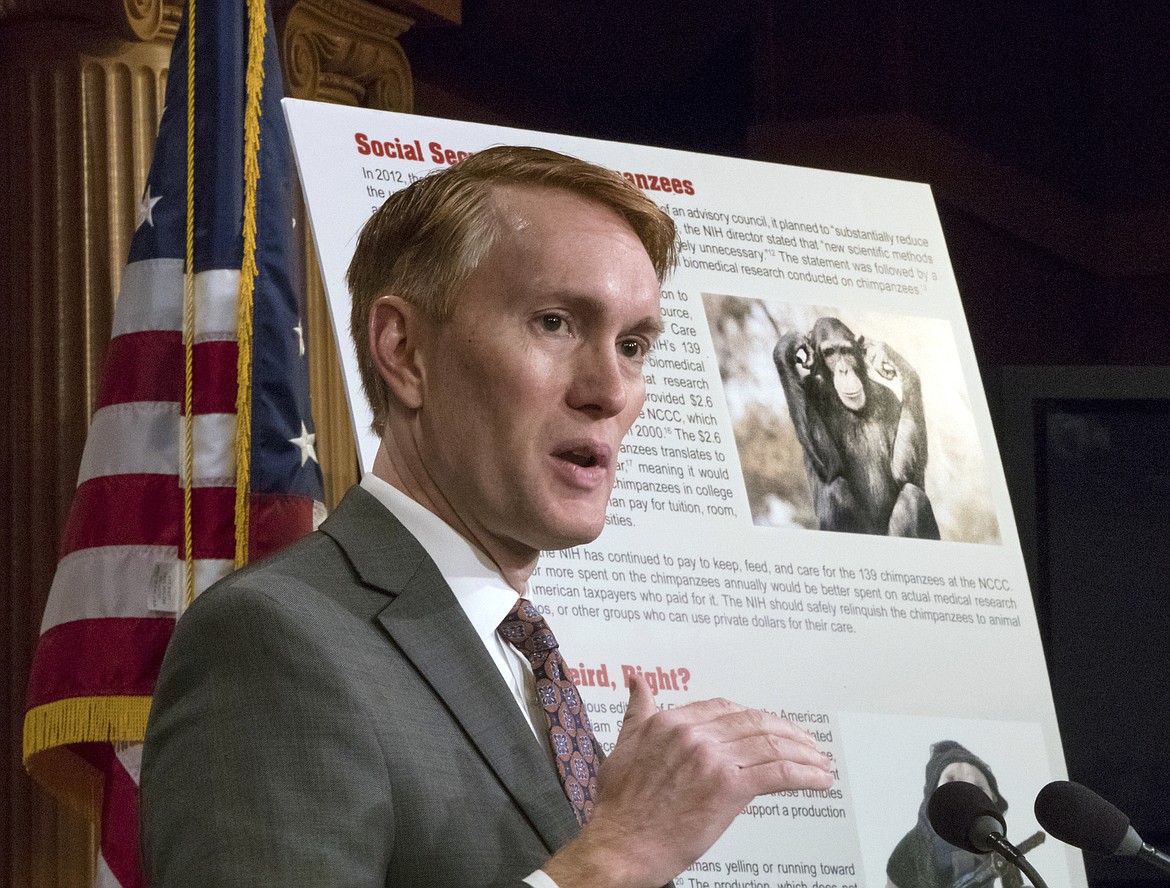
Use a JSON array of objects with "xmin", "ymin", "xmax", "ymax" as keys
[
  {"xmin": 619, "ymin": 338, "xmax": 647, "ymax": 359},
  {"xmin": 540, "ymin": 315, "xmax": 565, "ymax": 333}
]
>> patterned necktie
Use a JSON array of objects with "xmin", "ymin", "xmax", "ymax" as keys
[{"xmin": 498, "ymin": 597, "xmax": 599, "ymax": 825}]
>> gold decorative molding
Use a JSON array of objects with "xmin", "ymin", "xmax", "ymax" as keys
[
  {"xmin": 114, "ymin": 0, "xmax": 182, "ymax": 42},
  {"xmin": 283, "ymin": 0, "xmax": 414, "ymax": 111}
]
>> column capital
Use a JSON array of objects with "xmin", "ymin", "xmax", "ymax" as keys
[{"xmin": 282, "ymin": 0, "xmax": 414, "ymax": 111}]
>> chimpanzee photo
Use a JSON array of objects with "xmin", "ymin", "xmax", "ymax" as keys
[
  {"xmin": 702, "ymin": 295, "xmax": 1000, "ymax": 543},
  {"xmin": 774, "ymin": 316, "xmax": 940, "ymax": 538}
]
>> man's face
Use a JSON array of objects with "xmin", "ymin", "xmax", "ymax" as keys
[{"xmin": 410, "ymin": 186, "xmax": 662, "ymax": 560}]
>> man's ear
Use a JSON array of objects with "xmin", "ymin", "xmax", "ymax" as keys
[{"xmin": 369, "ymin": 294, "xmax": 429, "ymax": 410}]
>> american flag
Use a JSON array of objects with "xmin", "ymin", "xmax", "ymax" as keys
[{"xmin": 22, "ymin": 2, "xmax": 325, "ymax": 885}]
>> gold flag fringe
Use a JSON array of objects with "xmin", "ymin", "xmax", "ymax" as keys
[
  {"xmin": 232, "ymin": 0, "xmax": 268, "ymax": 568},
  {"xmin": 23, "ymin": 696, "xmax": 153, "ymax": 814}
]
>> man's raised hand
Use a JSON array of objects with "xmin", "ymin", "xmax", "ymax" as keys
[{"xmin": 544, "ymin": 675, "xmax": 833, "ymax": 888}]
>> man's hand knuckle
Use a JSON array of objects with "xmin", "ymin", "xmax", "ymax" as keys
[
  {"xmin": 692, "ymin": 738, "xmax": 723, "ymax": 772},
  {"xmin": 774, "ymin": 761, "xmax": 802, "ymax": 787},
  {"xmin": 671, "ymin": 721, "xmax": 701, "ymax": 749}
]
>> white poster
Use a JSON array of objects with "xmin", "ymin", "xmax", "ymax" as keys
[{"xmin": 285, "ymin": 98, "xmax": 1082, "ymax": 888}]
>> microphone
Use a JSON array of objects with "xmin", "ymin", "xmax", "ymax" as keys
[
  {"xmin": 1034, "ymin": 780, "xmax": 1170, "ymax": 875},
  {"xmin": 928, "ymin": 780, "xmax": 1005, "ymax": 853},
  {"xmin": 928, "ymin": 780, "xmax": 1051, "ymax": 888}
]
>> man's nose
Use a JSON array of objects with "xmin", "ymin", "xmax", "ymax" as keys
[{"xmin": 567, "ymin": 343, "xmax": 630, "ymax": 417}]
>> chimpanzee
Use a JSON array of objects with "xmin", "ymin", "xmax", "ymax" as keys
[{"xmin": 774, "ymin": 316, "xmax": 940, "ymax": 538}]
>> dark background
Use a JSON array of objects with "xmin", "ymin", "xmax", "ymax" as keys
[{"xmin": 401, "ymin": 4, "xmax": 1170, "ymax": 886}]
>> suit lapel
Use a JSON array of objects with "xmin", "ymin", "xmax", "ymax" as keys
[{"xmin": 320, "ymin": 487, "xmax": 580, "ymax": 853}]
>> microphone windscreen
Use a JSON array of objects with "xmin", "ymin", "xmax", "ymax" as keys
[
  {"xmin": 928, "ymin": 780, "xmax": 1006, "ymax": 854},
  {"xmin": 1034, "ymin": 780, "xmax": 1130, "ymax": 855}
]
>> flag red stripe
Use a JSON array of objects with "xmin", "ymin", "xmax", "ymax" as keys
[
  {"xmin": 25, "ymin": 618, "xmax": 174, "ymax": 707},
  {"xmin": 250, "ymin": 493, "xmax": 318, "ymax": 560},
  {"xmin": 101, "ymin": 757, "xmax": 146, "ymax": 888},
  {"xmin": 71, "ymin": 746, "xmax": 146, "ymax": 888},
  {"xmin": 60, "ymin": 475, "xmax": 317, "ymax": 560},
  {"xmin": 97, "ymin": 332, "xmax": 239, "ymax": 414},
  {"xmin": 97, "ymin": 332, "xmax": 179, "ymax": 406},
  {"xmin": 59, "ymin": 476, "xmax": 236, "ymax": 559}
]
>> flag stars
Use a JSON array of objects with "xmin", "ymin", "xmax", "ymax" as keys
[
  {"xmin": 137, "ymin": 185, "xmax": 162, "ymax": 230},
  {"xmin": 293, "ymin": 320, "xmax": 305, "ymax": 357},
  {"xmin": 289, "ymin": 421, "xmax": 318, "ymax": 467}
]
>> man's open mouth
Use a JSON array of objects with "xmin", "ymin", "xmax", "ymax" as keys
[
  {"xmin": 559, "ymin": 448, "xmax": 599, "ymax": 468},
  {"xmin": 555, "ymin": 443, "xmax": 609, "ymax": 470}
]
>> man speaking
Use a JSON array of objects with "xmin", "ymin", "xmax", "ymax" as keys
[{"xmin": 141, "ymin": 146, "xmax": 832, "ymax": 887}]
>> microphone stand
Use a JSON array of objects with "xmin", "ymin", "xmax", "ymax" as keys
[
  {"xmin": 1133, "ymin": 840, "xmax": 1170, "ymax": 875},
  {"xmin": 985, "ymin": 833, "xmax": 1050, "ymax": 888}
]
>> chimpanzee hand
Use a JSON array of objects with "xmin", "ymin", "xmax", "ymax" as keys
[
  {"xmin": 862, "ymin": 338, "xmax": 903, "ymax": 401},
  {"xmin": 789, "ymin": 333, "xmax": 815, "ymax": 380}
]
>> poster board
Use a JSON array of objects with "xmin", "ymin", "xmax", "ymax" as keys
[{"xmin": 284, "ymin": 98, "xmax": 1083, "ymax": 888}]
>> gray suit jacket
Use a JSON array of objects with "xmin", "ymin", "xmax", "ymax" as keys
[{"xmin": 141, "ymin": 485, "xmax": 582, "ymax": 887}]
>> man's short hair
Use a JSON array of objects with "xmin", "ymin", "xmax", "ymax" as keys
[{"xmin": 345, "ymin": 145, "xmax": 678, "ymax": 436}]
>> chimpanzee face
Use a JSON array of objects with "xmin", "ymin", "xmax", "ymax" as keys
[
  {"xmin": 809, "ymin": 317, "xmax": 867, "ymax": 412},
  {"xmin": 823, "ymin": 348, "xmax": 870, "ymax": 414},
  {"xmin": 822, "ymin": 344, "xmax": 866, "ymax": 412}
]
